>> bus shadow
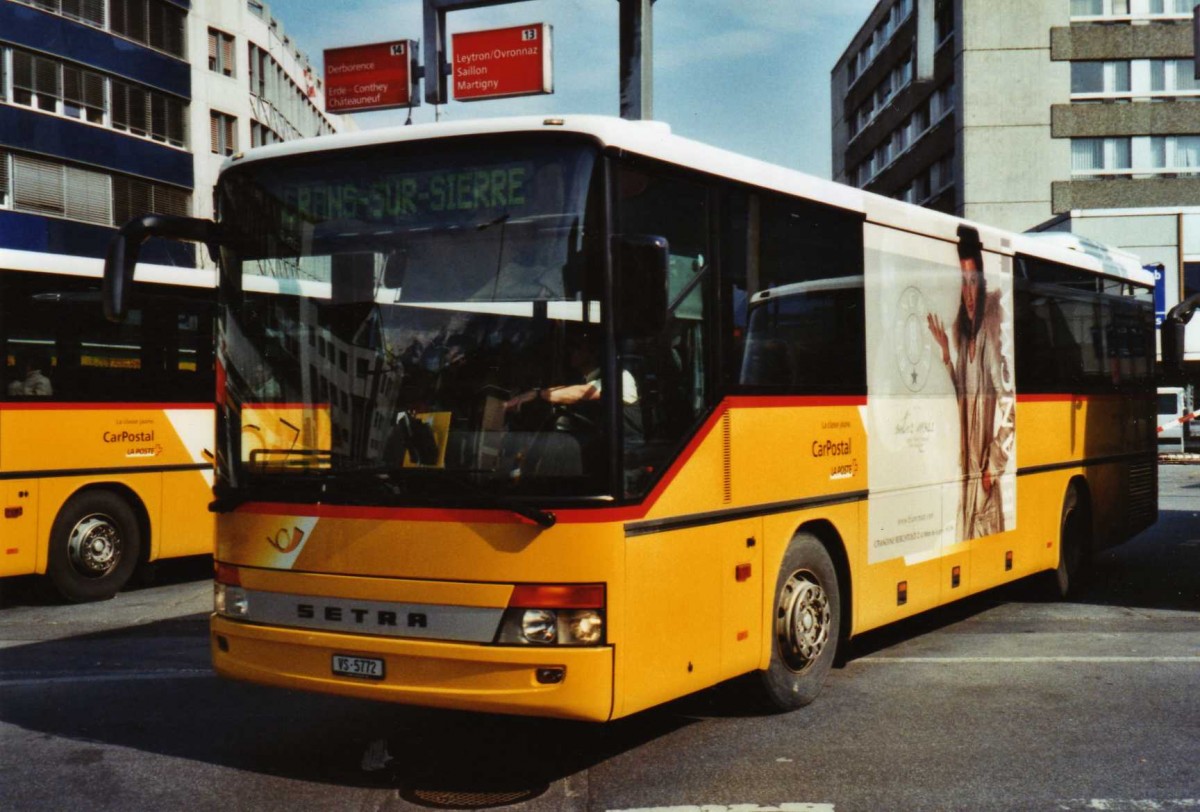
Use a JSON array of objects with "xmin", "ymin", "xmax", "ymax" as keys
[
  {"xmin": 2, "ymin": 508, "xmax": 1193, "ymax": 803},
  {"xmin": 1069, "ymin": 506, "xmax": 1200, "ymax": 612},
  {"xmin": 0, "ymin": 554, "xmax": 213, "ymax": 609},
  {"xmin": 838, "ymin": 506, "xmax": 1200, "ymax": 663},
  {"xmin": 0, "ymin": 616, "xmax": 693, "ymax": 804}
]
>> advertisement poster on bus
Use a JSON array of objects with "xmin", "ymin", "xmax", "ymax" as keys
[{"xmin": 863, "ymin": 227, "xmax": 1016, "ymax": 564}]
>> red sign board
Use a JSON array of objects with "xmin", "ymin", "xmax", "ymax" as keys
[
  {"xmin": 451, "ymin": 24, "xmax": 553, "ymax": 102},
  {"xmin": 324, "ymin": 40, "xmax": 416, "ymax": 114}
]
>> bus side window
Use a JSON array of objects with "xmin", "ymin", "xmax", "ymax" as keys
[
  {"xmin": 737, "ymin": 195, "xmax": 865, "ymax": 395},
  {"xmin": 720, "ymin": 189, "xmax": 752, "ymax": 387},
  {"xmin": 2, "ymin": 274, "xmax": 61, "ymax": 401}
]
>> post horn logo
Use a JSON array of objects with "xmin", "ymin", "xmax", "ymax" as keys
[{"xmin": 267, "ymin": 526, "xmax": 306, "ymax": 553}]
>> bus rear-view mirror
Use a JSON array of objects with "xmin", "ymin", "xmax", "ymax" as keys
[
  {"xmin": 1160, "ymin": 292, "xmax": 1199, "ymax": 383},
  {"xmin": 617, "ymin": 234, "xmax": 669, "ymax": 337},
  {"xmin": 104, "ymin": 214, "xmax": 221, "ymax": 322}
]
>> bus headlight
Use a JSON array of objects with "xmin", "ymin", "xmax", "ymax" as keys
[
  {"xmin": 495, "ymin": 584, "xmax": 606, "ymax": 646},
  {"xmin": 214, "ymin": 583, "xmax": 249, "ymax": 617},
  {"xmin": 566, "ymin": 610, "xmax": 604, "ymax": 645},
  {"xmin": 520, "ymin": 609, "xmax": 558, "ymax": 644}
]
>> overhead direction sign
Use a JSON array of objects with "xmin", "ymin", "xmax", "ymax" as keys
[
  {"xmin": 451, "ymin": 23, "xmax": 552, "ymax": 101},
  {"xmin": 324, "ymin": 40, "xmax": 418, "ymax": 113}
]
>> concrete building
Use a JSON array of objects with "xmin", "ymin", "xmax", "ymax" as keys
[
  {"xmin": 831, "ymin": 0, "xmax": 1200, "ymax": 372},
  {"xmin": 0, "ymin": 0, "xmax": 353, "ymax": 275}
]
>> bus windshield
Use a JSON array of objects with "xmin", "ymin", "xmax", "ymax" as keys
[{"xmin": 215, "ymin": 136, "xmax": 609, "ymax": 504}]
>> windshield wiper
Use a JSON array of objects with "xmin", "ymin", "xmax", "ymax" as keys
[
  {"xmin": 216, "ymin": 463, "xmax": 556, "ymax": 527},
  {"xmin": 412, "ymin": 468, "xmax": 557, "ymax": 528},
  {"xmin": 315, "ymin": 467, "xmax": 407, "ymax": 506}
]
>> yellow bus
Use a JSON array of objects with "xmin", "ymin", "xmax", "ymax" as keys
[
  {"xmin": 104, "ymin": 115, "xmax": 1157, "ymax": 720},
  {"xmin": 2, "ymin": 257, "xmax": 215, "ymax": 602}
]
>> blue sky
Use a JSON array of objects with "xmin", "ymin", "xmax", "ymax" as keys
[{"xmin": 268, "ymin": 0, "xmax": 879, "ymax": 179}]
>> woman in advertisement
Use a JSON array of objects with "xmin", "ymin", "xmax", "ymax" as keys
[{"xmin": 927, "ymin": 226, "xmax": 1013, "ymax": 540}]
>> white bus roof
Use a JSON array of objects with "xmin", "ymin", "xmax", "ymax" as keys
[
  {"xmin": 0, "ymin": 248, "xmax": 216, "ymax": 289},
  {"xmin": 223, "ymin": 114, "xmax": 864, "ymax": 214},
  {"xmin": 224, "ymin": 115, "xmax": 1153, "ymax": 289}
]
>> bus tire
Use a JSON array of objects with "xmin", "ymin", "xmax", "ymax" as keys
[
  {"xmin": 1053, "ymin": 483, "xmax": 1089, "ymax": 599},
  {"xmin": 46, "ymin": 490, "xmax": 141, "ymax": 603},
  {"xmin": 755, "ymin": 532, "xmax": 841, "ymax": 712}
]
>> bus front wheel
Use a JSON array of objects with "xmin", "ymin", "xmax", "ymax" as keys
[
  {"xmin": 47, "ymin": 491, "xmax": 141, "ymax": 603},
  {"xmin": 755, "ymin": 533, "xmax": 841, "ymax": 712}
]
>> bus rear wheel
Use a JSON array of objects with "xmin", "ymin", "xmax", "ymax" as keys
[
  {"xmin": 47, "ymin": 491, "xmax": 141, "ymax": 603},
  {"xmin": 1053, "ymin": 483, "xmax": 1090, "ymax": 599},
  {"xmin": 755, "ymin": 533, "xmax": 841, "ymax": 712}
]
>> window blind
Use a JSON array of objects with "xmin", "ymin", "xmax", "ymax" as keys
[
  {"xmin": 13, "ymin": 155, "xmax": 66, "ymax": 215},
  {"xmin": 64, "ymin": 165, "xmax": 112, "ymax": 225}
]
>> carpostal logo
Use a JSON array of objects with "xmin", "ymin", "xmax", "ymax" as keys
[
  {"xmin": 268, "ymin": 526, "xmax": 306, "ymax": 553},
  {"xmin": 103, "ymin": 429, "xmax": 163, "ymax": 458}
]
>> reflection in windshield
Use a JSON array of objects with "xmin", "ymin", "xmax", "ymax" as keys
[{"xmin": 217, "ymin": 137, "xmax": 609, "ymax": 502}]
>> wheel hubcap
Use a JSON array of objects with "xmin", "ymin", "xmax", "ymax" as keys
[
  {"xmin": 777, "ymin": 569, "xmax": 831, "ymax": 672},
  {"xmin": 67, "ymin": 514, "xmax": 122, "ymax": 578}
]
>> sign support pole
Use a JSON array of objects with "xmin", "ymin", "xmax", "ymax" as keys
[
  {"xmin": 421, "ymin": 0, "xmax": 659, "ymax": 118},
  {"xmin": 618, "ymin": 0, "xmax": 654, "ymax": 120}
]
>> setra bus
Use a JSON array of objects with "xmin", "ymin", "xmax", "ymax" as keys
[
  {"xmin": 104, "ymin": 115, "xmax": 1157, "ymax": 720},
  {"xmin": 2, "ymin": 252, "xmax": 215, "ymax": 602}
]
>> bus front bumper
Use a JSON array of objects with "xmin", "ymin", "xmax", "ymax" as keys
[{"xmin": 210, "ymin": 615, "xmax": 615, "ymax": 722}]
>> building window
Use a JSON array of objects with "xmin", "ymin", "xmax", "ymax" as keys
[
  {"xmin": 111, "ymin": 0, "xmax": 186, "ymax": 59},
  {"xmin": 1071, "ymin": 61, "xmax": 1131, "ymax": 95},
  {"xmin": 0, "ymin": 152, "xmax": 9, "ymax": 208},
  {"xmin": 0, "ymin": 148, "xmax": 189, "ymax": 224},
  {"xmin": 111, "ymin": 79, "xmax": 186, "ymax": 147},
  {"xmin": 930, "ymin": 153, "xmax": 955, "ymax": 193},
  {"xmin": 850, "ymin": 50, "xmax": 915, "ymax": 140},
  {"xmin": 62, "ymin": 64, "xmax": 107, "ymax": 124},
  {"xmin": 251, "ymin": 121, "xmax": 283, "ymax": 147},
  {"xmin": 935, "ymin": 0, "xmax": 954, "ymax": 43},
  {"xmin": 1071, "ymin": 137, "xmax": 1132, "ymax": 174},
  {"xmin": 1071, "ymin": 0, "xmax": 1106, "ymax": 16},
  {"xmin": 848, "ymin": 0, "xmax": 915, "ymax": 87},
  {"xmin": 1150, "ymin": 59, "xmax": 1200, "ymax": 94},
  {"xmin": 62, "ymin": 0, "xmax": 106, "ymax": 26},
  {"xmin": 10, "ymin": 49, "xmax": 109, "ymax": 126},
  {"xmin": 11, "ymin": 0, "xmax": 106, "ymax": 28},
  {"xmin": 112, "ymin": 81, "xmax": 147, "ymax": 137},
  {"xmin": 1149, "ymin": 0, "xmax": 1193, "ymax": 14},
  {"xmin": 930, "ymin": 80, "xmax": 955, "ymax": 122},
  {"xmin": 12, "ymin": 50, "xmax": 62, "ymax": 113},
  {"xmin": 112, "ymin": 174, "xmax": 190, "ymax": 222},
  {"xmin": 208, "ymin": 28, "xmax": 235, "ymax": 77},
  {"xmin": 1073, "ymin": 0, "xmax": 1190, "ymax": 18},
  {"xmin": 12, "ymin": 154, "xmax": 65, "ymax": 216},
  {"xmin": 210, "ymin": 111, "xmax": 237, "ymax": 155},
  {"xmin": 1149, "ymin": 135, "xmax": 1200, "ymax": 174},
  {"xmin": 10, "ymin": 153, "xmax": 111, "ymax": 225}
]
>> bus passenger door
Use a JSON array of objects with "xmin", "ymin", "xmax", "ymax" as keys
[
  {"xmin": 623, "ymin": 527, "xmax": 722, "ymax": 714},
  {"xmin": 614, "ymin": 163, "xmax": 729, "ymax": 714}
]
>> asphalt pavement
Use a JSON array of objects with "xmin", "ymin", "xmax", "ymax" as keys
[{"xmin": 0, "ymin": 464, "xmax": 1196, "ymax": 812}]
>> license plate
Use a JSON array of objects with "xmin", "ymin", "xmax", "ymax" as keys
[{"xmin": 332, "ymin": 654, "xmax": 385, "ymax": 680}]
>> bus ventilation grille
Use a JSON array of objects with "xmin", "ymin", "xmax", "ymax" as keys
[{"xmin": 1126, "ymin": 459, "xmax": 1156, "ymax": 530}]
